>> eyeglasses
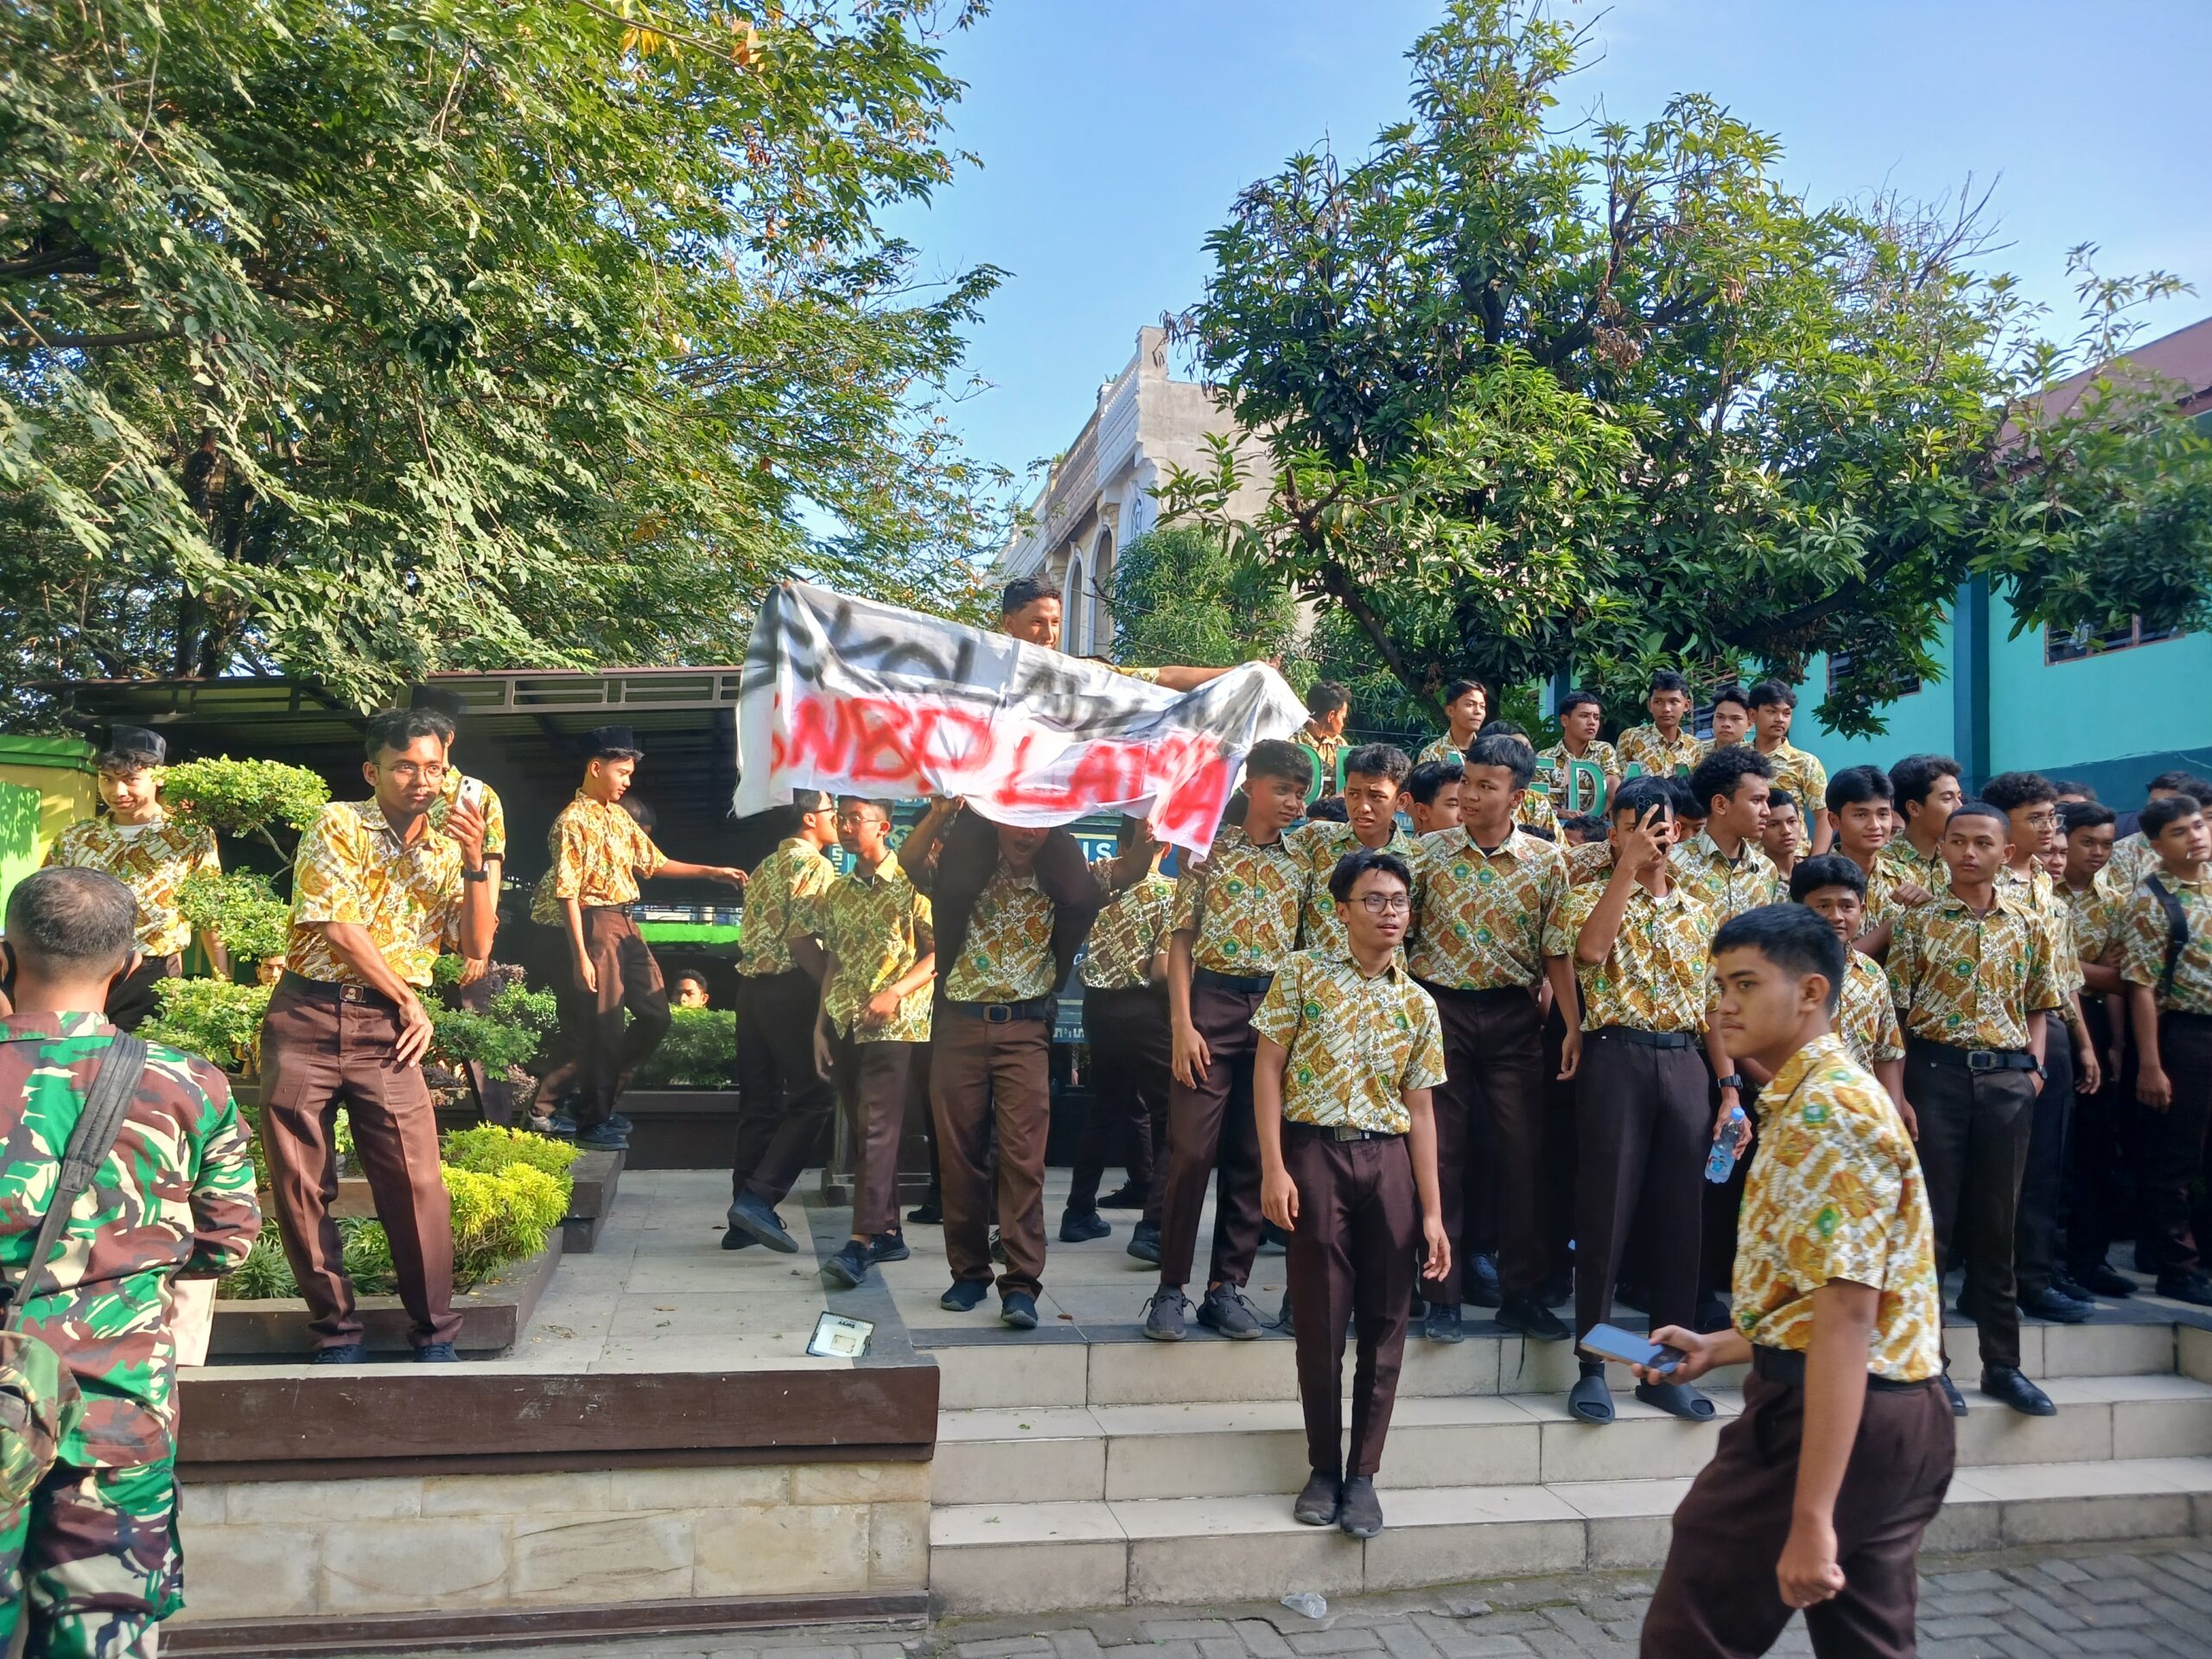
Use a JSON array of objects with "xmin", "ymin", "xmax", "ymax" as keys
[
  {"xmin": 1353, "ymin": 893, "xmax": 1412, "ymax": 914},
  {"xmin": 2024, "ymin": 812, "xmax": 2059, "ymax": 831}
]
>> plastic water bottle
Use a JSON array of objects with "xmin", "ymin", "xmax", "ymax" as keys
[{"xmin": 1705, "ymin": 1105, "xmax": 1747, "ymax": 1184}]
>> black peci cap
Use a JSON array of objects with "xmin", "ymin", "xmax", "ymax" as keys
[
  {"xmin": 101, "ymin": 726, "xmax": 167, "ymax": 766},
  {"xmin": 584, "ymin": 725, "xmax": 644, "ymax": 760}
]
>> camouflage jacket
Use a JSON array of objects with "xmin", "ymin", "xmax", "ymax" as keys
[{"xmin": 0, "ymin": 1014, "xmax": 260, "ymax": 1468}]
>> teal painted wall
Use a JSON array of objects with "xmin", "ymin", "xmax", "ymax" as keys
[{"xmin": 1808, "ymin": 621, "xmax": 1960, "ymax": 773}]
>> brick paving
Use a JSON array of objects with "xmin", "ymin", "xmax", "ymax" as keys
[{"xmin": 387, "ymin": 1541, "xmax": 2212, "ymax": 1658}]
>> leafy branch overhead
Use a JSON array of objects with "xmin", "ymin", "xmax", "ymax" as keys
[
  {"xmin": 1159, "ymin": 0, "xmax": 2212, "ymax": 734},
  {"xmin": 1, "ymin": 0, "xmax": 1008, "ymax": 717}
]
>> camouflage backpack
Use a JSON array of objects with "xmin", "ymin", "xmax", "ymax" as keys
[{"xmin": 0, "ymin": 1036, "xmax": 147, "ymax": 1506}]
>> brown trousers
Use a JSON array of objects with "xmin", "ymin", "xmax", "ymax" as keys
[
  {"xmin": 1907, "ymin": 1040, "xmax": 2035, "ymax": 1369},
  {"xmin": 1158, "ymin": 980, "xmax": 1269, "ymax": 1289},
  {"xmin": 105, "ymin": 952, "xmax": 181, "ymax": 1033},
  {"xmin": 1643, "ymin": 1364, "xmax": 1955, "ymax": 1657},
  {"xmin": 2141, "ymin": 1012, "xmax": 2212, "ymax": 1275},
  {"xmin": 258, "ymin": 976, "xmax": 461, "ymax": 1350},
  {"xmin": 732, "ymin": 968, "xmax": 837, "ymax": 1207},
  {"xmin": 1574, "ymin": 1029, "xmax": 1708, "ymax": 1357},
  {"xmin": 555, "ymin": 906, "xmax": 669, "ymax": 1129},
  {"xmin": 829, "ymin": 1027, "xmax": 917, "ymax": 1237},
  {"xmin": 931, "ymin": 1010, "xmax": 1052, "ymax": 1298},
  {"xmin": 1421, "ymin": 984, "xmax": 1544, "ymax": 1305},
  {"xmin": 1071, "ymin": 985, "xmax": 1171, "ymax": 1217},
  {"xmin": 1284, "ymin": 1126, "xmax": 1417, "ymax": 1478}
]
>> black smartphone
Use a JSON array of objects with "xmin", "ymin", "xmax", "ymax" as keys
[{"xmin": 1580, "ymin": 1321, "xmax": 1684, "ymax": 1375}]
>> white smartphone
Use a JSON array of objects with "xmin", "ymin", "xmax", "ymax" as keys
[{"xmin": 457, "ymin": 777, "xmax": 485, "ymax": 813}]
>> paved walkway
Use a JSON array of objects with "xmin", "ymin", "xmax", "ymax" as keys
[{"xmin": 382, "ymin": 1541, "xmax": 2212, "ymax": 1657}]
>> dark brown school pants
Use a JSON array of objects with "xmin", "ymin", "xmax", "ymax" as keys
[
  {"xmin": 1573, "ymin": 1028, "xmax": 1708, "ymax": 1357},
  {"xmin": 1642, "ymin": 1361, "xmax": 1955, "ymax": 1658},
  {"xmin": 1284, "ymin": 1124, "xmax": 1418, "ymax": 1478},
  {"xmin": 2142, "ymin": 1011, "xmax": 2212, "ymax": 1275},
  {"xmin": 1906, "ymin": 1039, "xmax": 2035, "ymax": 1369},
  {"xmin": 105, "ymin": 952, "xmax": 181, "ymax": 1033},
  {"xmin": 826, "ymin": 1027, "xmax": 918, "ymax": 1237},
  {"xmin": 556, "ymin": 906, "xmax": 670, "ymax": 1129},
  {"xmin": 931, "ymin": 1008, "xmax": 1052, "ymax": 1298},
  {"xmin": 257, "ymin": 975, "xmax": 461, "ymax": 1350},
  {"xmin": 1158, "ymin": 977, "xmax": 1269, "ymax": 1290},
  {"xmin": 731, "ymin": 967, "xmax": 837, "ymax": 1207},
  {"xmin": 1420, "ymin": 983, "xmax": 1544, "ymax": 1305},
  {"xmin": 1071, "ymin": 985, "xmax": 1171, "ymax": 1217}
]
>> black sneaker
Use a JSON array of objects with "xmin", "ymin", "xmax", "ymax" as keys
[
  {"xmin": 1465, "ymin": 1253, "xmax": 1503, "ymax": 1309},
  {"xmin": 1275, "ymin": 1288, "xmax": 1295, "ymax": 1337},
  {"xmin": 868, "ymin": 1231, "xmax": 910, "ymax": 1264},
  {"xmin": 578, "ymin": 1122, "xmax": 630, "ymax": 1152},
  {"xmin": 1125, "ymin": 1221, "xmax": 1162, "ymax": 1265},
  {"xmin": 725, "ymin": 1192, "xmax": 799, "ymax": 1254},
  {"xmin": 823, "ymin": 1240, "xmax": 872, "ymax": 1289},
  {"xmin": 1292, "ymin": 1468, "xmax": 1341, "ymax": 1526},
  {"xmin": 1096, "ymin": 1183, "xmax": 1147, "ymax": 1210},
  {"xmin": 1938, "ymin": 1371, "xmax": 1968, "ymax": 1417},
  {"xmin": 1001, "ymin": 1290, "xmax": 1039, "ymax": 1330},
  {"xmin": 1143, "ymin": 1286, "xmax": 1191, "ymax": 1341},
  {"xmin": 719, "ymin": 1227, "xmax": 758, "ymax": 1250},
  {"xmin": 2019, "ymin": 1285, "xmax": 2092, "ymax": 1324},
  {"xmin": 1981, "ymin": 1363, "xmax": 2056, "ymax": 1416},
  {"xmin": 2051, "ymin": 1270, "xmax": 2095, "ymax": 1303},
  {"xmin": 1497, "ymin": 1295, "xmax": 1569, "ymax": 1343},
  {"xmin": 1197, "ymin": 1283, "xmax": 1263, "ymax": 1340},
  {"xmin": 1338, "ymin": 1475, "xmax": 1384, "ymax": 1539},
  {"xmin": 1059, "ymin": 1208, "xmax": 1110, "ymax": 1243},
  {"xmin": 542, "ymin": 1114, "xmax": 580, "ymax": 1140},
  {"xmin": 2158, "ymin": 1272, "xmax": 2212, "ymax": 1307},
  {"xmin": 2077, "ymin": 1262, "xmax": 2137, "ymax": 1299},
  {"xmin": 906, "ymin": 1196, "xmax": 944, "ymax": 1225},
  {"xmin": 312, "ymin": 1343, "xmax": 368, "ymax": 1365},
  {"xmin": 989, "ymin": 1229, "xmax": 1008, "ymax": 1266},
  {"xmin": 940, "ymin": 1278, "xmax": 988, "ymax": 1312},
  {"xmin": 1422, "ymin": 1302, "xmax": 1464, "ymax": 1343},
  {"xmin": 605, "ymin": 1112, "xmax": 633, "ymax": 1135},
  {"xmin": 416, "ymin": 1342, "xmax": 460, "ymax": 1364}
]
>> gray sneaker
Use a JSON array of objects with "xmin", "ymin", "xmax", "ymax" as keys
[
  {"xmin": 1143, "ymin": 1286, "xmax": 1191, "ymax": 1342},
  {"xmin": 1198, "ymin": 1283, "xmax": 1263, "ymax": 1340}
]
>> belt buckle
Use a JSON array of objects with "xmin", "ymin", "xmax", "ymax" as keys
[
  {"xmin": 1967, "ymin": 1049, "xmax": 1997, "ymax": 1072},
  {"xmin": 985, "ymin": 1004, "xmax": 1012, "ymax": 1025},
  {"xmin": 1332, "ymin": 1124, "xmax": 1361, "ymax": 1142}
]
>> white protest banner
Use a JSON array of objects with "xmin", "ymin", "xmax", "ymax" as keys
[{"xmin": 734, "ymin": 582, "xmax": 1308, "ymax": 853}]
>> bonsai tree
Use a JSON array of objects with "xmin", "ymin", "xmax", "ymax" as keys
[
  {"xmin": 161, "ymin": 756, "xmax": 329, "ymax": 860},
  {"xmin": 175, "ymin": 869, "xmax": 291, "ymax": 976}
]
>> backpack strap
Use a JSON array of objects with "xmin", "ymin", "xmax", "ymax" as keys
[
  {"xmin": 2146, "ymin": 875, "xmax": 2191, "ymax": 1001},
  {"xmin": 2, "ymin": 1035, "xmax": 148, "ymax": 1333}
]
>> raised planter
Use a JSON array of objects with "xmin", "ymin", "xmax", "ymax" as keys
[
  {"xmin": 207, "ymin": 1234, "xmax": 563, "ymax": 1359},
  {"xmin": 322, "ymin": 1149, "xmax": 620, "ymax": 1254}
]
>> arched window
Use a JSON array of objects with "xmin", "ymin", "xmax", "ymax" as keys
[
  {"xmin": 1090, "ymin": 528, "xmax": 1114, "ymax": 654},
  {"xmin": 1062, "ymin": 553, "xmax": 1088, "ymax": 653}
]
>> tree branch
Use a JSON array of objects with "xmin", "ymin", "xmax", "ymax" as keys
[{"xmin": 2, "ymin": 326, "xmax": 184, "ymax": 351}]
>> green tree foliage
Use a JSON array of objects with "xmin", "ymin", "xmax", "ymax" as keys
[
  {"xmin": 159, "ymin": 758, "xmax": 328, "ymax": 843},
  {"xmin": 140, "ymin": 976, "xmax": 271, "ymax": 1072},
  {"xmin": 633, "ymin": 1004, "xmax": 735, "ymax": 1087},
  {"xmin": 1, "ymin": 0, "xmax": 1007, "ymax": 716},
  {"xmin": 175, "ymin": 869, "xmax": 291, "ymax": 964},
  {"xmin": 1107, "ymin": 524, "xmax": 1306, "ymax": 679},
  {"xmin": 1161, "ymin": 1, "xmax": 2212, "ymax": 734}
]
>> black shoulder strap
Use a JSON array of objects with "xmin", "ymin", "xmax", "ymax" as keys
[
  {"xmin": 2146, "ymin": 876, "xmax": 2190, "ymax": 999},
  {"xmin": 3, "ymin": 1035, "xmax": 148, "ymax": 1332}
]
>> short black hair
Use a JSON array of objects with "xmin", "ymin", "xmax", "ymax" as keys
[
  {"xmin": 5, "ymin": 867, "xmax": 137, "ymax": 970},
  {"xmin": 673, "ymin": 969, "xmax": 708, "ymax": 988},
  {"xmin": 1245, "ymin": 739, "xmax": 1315, "ymax": 791},
  {"xmin": 1946, "ymin": 800, "xmax": 2010, "ymax": 836},
  {"xmin": 1688, "ymin": 745, "xmax": 1774, "ymax": 812},
  {"xmin": 1767, "ymin": 788, "xmax": 1799, "ymax": 816},
  {"xmin": 2143, "ymin": 795, "xmax": 2206, "ymax": 839},
  {"xmin": 2147, "ymin": 772, "xmax": 2212, "ymax": 805},
  {"xmin": 1558, "ymin": 690, "xmax": 1601, "ymax": 717},
  {"xmin": 1465, "ymin": 734, "xmax": 1535, "ymax": 791},
  {"xmin": 1824, "ymin": 764, "xmax": 1894, "ymax": 813},
  {"xmin": 1306, "ymin": 680, "xmax": 1351, "ymax": 719},
  {"xmin": 1561, "ymin": 812, "xmax": 1606, "ymax": 840},
  {"xmin": 1000, "ymin": 575, "xmax": 1060, "ymax": 615},
  {"xmin": 1747, "ymin": 678, "xmax": 1796, "ymax": 711},
  {"xmin": 1789, "ymin": 853, "xmax": 1867, "ymax": 903},
  {"xmin": 1343, "ymin": 743, "xmax": 1412, "ymax": 786},
  {"xmin": 1478, "ymin": 717, "xmax": 1529, "ymax": 741},
  {"xmin": 1980, "ymin": 771, "xmax": 2059, "ymax": 813},
  {"xmin": 364, "ymin": 706, "xmax": 454, "ymax": 760},
  {"xmin": 1611, "ymin": 775, "xmax": 1675, "ymax": 825},
  {"xmin": 1328, "ymin": 846, "xmax": 1413, "ymax": 904},
  {"xmin": 837, "ymin": 795, "xmax": 896, "ymax": 821},
  {"xmin": 2060, "ymin": 799, "xmax": 2117, "ymax": 836},
  {"xmin": 1712, "ymin": 902, "xmax": 1846, "ymax": 1015},
  {"xmin": 1889, "ymin": 753, "xmax": 1961, "ymax": 811},
  {"xmin": 1710, "ymin": 683, "xmax": 1751, "ymax": 714},
  {"xmin": 1647, "ymin": 670, "xmax": 1690, "ymax": 697},
  {"xmin": 2050, "ymin": 779, "xmax": 2095, "ymax": 801},
  {"xmin": 1303, "ymin": 796, "xmax": 1350, "ymax": 823},
  {"xmin": 1668, "ymin": 776, "xmax": 1705, "ymax": 820},
  {"xmin": 1521, "ymin": 823, "xmax": 1557, "ymax": 842},
  {"xmin": 1406, "ymin": 761, "xmax": 1461, "ymax": 807},
  {"xmin": 619, "ymin": 796, "xmax": 657, "ymax": 830},
  {"xmin": 1443, "ymin": 678, "xmax": 1485, "ymax": 706}
]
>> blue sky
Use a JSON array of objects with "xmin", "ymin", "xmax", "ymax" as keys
[{"xmin": 886, "ymin": 0, "xmax": 2212, "ymax": 497}]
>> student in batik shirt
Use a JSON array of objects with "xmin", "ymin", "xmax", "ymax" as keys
[
  {"xmin": 2052, "ymin": 799, "xmax": 2137, "ymax": 1300},
  {"xmin": 1742, "ymin": 681, "xmax": 1829, "ymax": 855},
  {"xmin": 1413, "ymin": 678, "xmax": 1488, "ymax": 770},
  {"xmin": 1700, "ymin": 683, "xmax": 1753, "ymax": 756},
  {"xmin": 1294, "ymin": 681, "xmax": 1351, "ymax": 802},
  {"xmin": 1405, "ymin": 761, "xmax": 1463, "ymax": 836},
  {"xmin": 1788, "ymin": 857, "xmax": 1909, "ymax": 1128},
  {"xmin": 1534, "ymin": 690, "xmax": 1619, "ymax": 817},
  {"xmin": 1282, "ymin": 744, "xmax": 1412, "ymax": 959},
  {"xmin": 1887, "ymin": 801, "xmax": 2063, "ymax": 1418},
  {"xmin": 1146, "ymin": 739, "xmax": 1313, "ymax": 1343},
  {"xmin": 1822, "ymin": 766, "xmax": 1898, "ymax": 924},
  {"xmin": 1638, "ymin": 905, "xmax": 1949, "ymax": 1659},
  {"xmin": 1760, "ymin": 789, "xmax": 1803, "ymax": 882},
  {"xmin": 41, "ymin": 728, "xmax": 226, "ymax": 1031},
  {"xmin": 1477, "ymin": 721, "xmax": 1560, "ymax": 836},
  {"xmin": 2105, "ymin": 772, "xmax": 2212, "ymax": 895},
  {"xmin": 1255, "ymin": 849, "xmax": 1448, "ymax": 1542},
  {"xmin": 1613, "ymin": 670, "xmax": 1704, "ymax": 781}
]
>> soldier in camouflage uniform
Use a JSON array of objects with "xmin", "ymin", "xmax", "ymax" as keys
[{"xmin": 0, "ymin": 867, "xmax": 261, "ymax": 1656}]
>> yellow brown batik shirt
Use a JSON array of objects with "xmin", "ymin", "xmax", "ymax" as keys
[
  {"xmin": 943, "ymin": 859, "xmax": 1056, "ymax": 1003},
  {"xmin": 548, "ymin": 792, "xmax": 665, "ymax": 910},
  {"xmin": 1082, "ymin": 861, "xmax": 1175, "ymax": 991},
  {"xmin": 1615, "ymin": 724, "xmax": 1703, "ymax": 779},
  {"xmin": 1542, "ymin": 880, "xmax": 1719, "ymax": 1035},
  {"xmin": 1888, "ymin": 887, "xmax": 2063, "ymax": 1051},
  {"xmin": 2104, "ymin": 833, "xmax": 2158, "ymax": 896},
  {"xmin": 1516, "ymin": 786, "xmax": 1560, "ymax": 837},
  {"xmin": 1408, "ymin": 827, "xmax": 1565, "ymax": 990},
  {"xmin": 1753, "ymin": 741, "xmax": 1827, "ymax": 820},
  {"xmin": 1172, "ymin": 826, "xmax": 1305, "ymax": 976},
  {"xmin": 739, "ymin": 836, "xmax": 839, "ymax": 979},
  {"xmin": 1999, "ymin": 862, "xmax": 2082, "ymax": 998},
  {"xmin": 1732, "ymin": 1033, "xmax": 1942, "ymax": 1382},
  {"xmin": 1565, "ymin": 837, "xmax": 1616, "ymax": 887},
  {"xmin": 2058, "ymin": 879, "xmax": 2124, "ymax": 978},
  {"xmin": 1414, "ymin": 737, "xmax": 1470, "ymax": 771},
  {"xmin": 1251, "ymin": 948, "xmax": 1448, "ymax": 1135},
  {"xmin": 1534, "ymin": 741, "xmax": 1618, "ymax": 816},
  {"xmin": 2119, "ymin": 870, "xmax": 2212, "ymax": 1016},
  {"xmin": 1670, "ymin": 830, "xmax": 1786, "ymax": 920},
  {"xmin": 283, "ymin": 801, "xmax": 466, "ymax": 987},
  {"xmin": 1294, "ymin": 729, "xmax": 1344, "ymax": 796},
  {"xmin": 1283, "ymin": 820, "xmax": 1408, "ymax": 957},
  {"xmin": 1839, "ymin": 950, "xmax": 1905, "ymax": 1070},
  {"xmin": 806, "ymin": 859, "xmax": 934, "ymax": 1043},
  {"xmin": 428, "ymin": 769, "xmax": 508, "ymax": 861},
  {"xmin": 44, "ymin": 816, "xmax": 220, "ymax": 957}
]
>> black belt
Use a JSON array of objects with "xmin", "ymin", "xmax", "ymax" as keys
[
  {"xmin": 1416, "ymin": 980, "xmax": 1534, "ymax": 1003},
  {"xmin": 1912, "ymin": 1039, "xmax": 2037, "ymax": 1072},
  {"xmin": 1592, "ymin": 1025, "xmax": 1699, "ymax": 1050},
  {"xmin": 1084, "ymin": 981, "xmax": 1166, "ymax": 1000},
  {"xmin": 1753, "ymin": 1345, "xmax": 1934, "ymax": 1394},
  {"xmin": 1285, "ymin": 1121, "xmax": 1403, "ymax": 1143},
  {"xmin": 1193, "ymin": 967, "xmax": 1274, "ymax": 995},
  {"xmin": 277, "ymin": 970, "xmax": 399, "ymax": 1010},
  {"xmin": 945, "ymin": 996, "xmax": 1053, "ymax": 1024}
]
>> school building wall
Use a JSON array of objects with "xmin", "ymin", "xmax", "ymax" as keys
[{"xmin": 0, "ymin": 734, "xmax": 98, "ymax": 914}]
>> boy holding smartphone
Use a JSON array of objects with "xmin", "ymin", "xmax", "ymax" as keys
[{"xmin": 1636, "ymin": 903, "xmax": 1949, "ymax": 1657}]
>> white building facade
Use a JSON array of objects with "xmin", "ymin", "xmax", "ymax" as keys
[{"xmin": 993, "ymin": 326, "xmax": 1275, "ymax": 658}]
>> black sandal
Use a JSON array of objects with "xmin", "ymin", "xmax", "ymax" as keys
[
  {"xmin": 1568, "ymin": 1371, "xmax": 1615, "ymax": 1425},
  {"xmin": 1635, "ymin": 1379, "xmax": 1717, "ymax": 1421}
]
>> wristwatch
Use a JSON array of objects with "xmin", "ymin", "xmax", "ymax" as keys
[
  {"xmin": 464, "ymin": 868, "xmax": 489, "ymax": 883},
  {"xmin": 1714, "ymin": 1073, "xmax": 1745, "ymax": 1092}
]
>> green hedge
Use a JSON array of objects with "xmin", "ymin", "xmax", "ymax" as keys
[{"xmin": 631, "ymin": 1005, "xmax": 737, "ymax": 1089}]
